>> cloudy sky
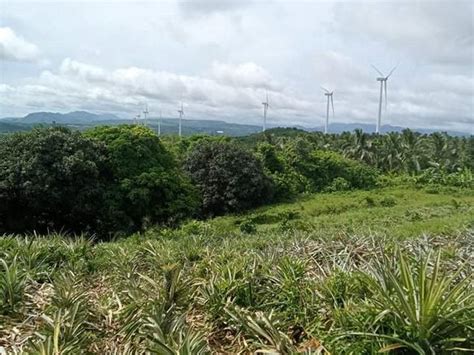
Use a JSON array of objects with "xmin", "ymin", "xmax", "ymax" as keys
[{"xmin": 1, "ymin": 0, "xmax": 473, "ymax": 132}]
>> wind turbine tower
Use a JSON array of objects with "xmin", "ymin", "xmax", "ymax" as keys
[
  {"xmin": 262, "ymin": 93, "xmax": 270, "ymax": 132},
  {"xmin": 321, "ymin": 87, "xmax": 334, "ymax": 134},
  {"xmin": 372, "ymin": 65, "xmax": 397, "ymax": 134},
  {"xmin": 177, "ymin": 103, "xmax": 184, "ymax": 137},
  {"xmin": 143, "ymin": 105, "xmax": 149, "ymax": 127}
]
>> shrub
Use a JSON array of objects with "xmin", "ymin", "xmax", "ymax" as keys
[
  {"xmin": 184, "ymin": 141, "xmax": 273, "ymax": 216},
  {"xmin": 324, "ymin": 177, "xmax": 351, "ymax": 192},
  {"xmin": 239, "ymin": 220, "xmax": 257, "ymax": 234},
  {"xmin": 364, "ymin": 196, "xmax": 376, "ymax": 207},
  {"xmin": 415, "ymin": 167, "xmax": 473, "ymax": 188},
  {"xmin": 306, "ymin": 150, "xmax": 378, "ymax": 191},
  {"xmin": 379, "ymin": 196, "xmax": 397, "ymax": 207}
]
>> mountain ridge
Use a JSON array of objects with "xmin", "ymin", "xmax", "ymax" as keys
[{"xmin": 0, "ymin": 111, "xmax": 470, "ymax": 136}]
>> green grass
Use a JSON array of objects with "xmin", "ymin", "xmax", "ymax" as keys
[
  {"xmin": 0, "ymin": 185, "xmax": 473, "ymax": 354},
  {"xmin": 211, "ymin": 186, "xmax": 474, "ymax": 239}
]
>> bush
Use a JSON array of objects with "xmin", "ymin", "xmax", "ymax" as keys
[
  {"xmin": 270, "ymin": 146, "xmax": 378, "ymax": 197},
  {"xmin": 184, "ymin": 141, "xmax": 273, "ymax": 216},
  {"xmin": 324, "ymin": 177, "xmax": 351, "ymax": 192},
  {"xmin": 239, "ymin": 220, "xmax": 257, "ymax": 234},
  {"xmin": 305, "ymin": 150, "xmax": 378, "ymax": 191},
  {"xmin": 379, "ymin": 196, "xmax": 397, "ymax": 207},
  {"xmin": 364, "ymin": 196, "xmax": 376, "ymax": 207},
  {"xmin": 415, "ymin": 168, "xmax": 473, "ymax": 188}
]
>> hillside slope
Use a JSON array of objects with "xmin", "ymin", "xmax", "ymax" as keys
[{"xmin": 1, "ymin": 185, "xmax": 473, "ymax": 353}]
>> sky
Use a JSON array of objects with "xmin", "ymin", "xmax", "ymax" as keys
[{"xmin": 0, "ymin": 0, "xmax": 473, "ymax": 132}]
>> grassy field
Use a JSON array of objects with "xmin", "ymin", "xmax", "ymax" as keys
[
  {"xmin": 211, "ymin": 185, "xmax": 474, "ymax": 239},
  {"xmin": 1, "ymin": 185, "xmax": 473, "ymax": 354}
]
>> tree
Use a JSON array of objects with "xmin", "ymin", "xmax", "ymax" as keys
[
  {"xmin": 0, "ymin": 127, "xmax": 110, "ymax": 235},
  {"xmin": 86, "ymin": 125, "xmax": 199, "ymax": 231},
  {"xmin": 184, "ymin": 141, "xmax": 273, "ymax": 216},
  {"xmin": 400, "ymin": 129, "xmax": 427, "ymax": 173},
  {"xmin": 342, "ymin": 129, "xmax": 375, "ymax": 165},
  {"xmin": 377, "ymin": 132, "xmax": 403, "ymax": 172}
]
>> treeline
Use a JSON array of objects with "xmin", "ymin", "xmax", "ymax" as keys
[
  {"xmin": 1, "ymin": 126, "xmax": 472, "ymax": 238},
  {"xmin": 240, "ymin": 128, "xmax": 474, "ymax": 174}
]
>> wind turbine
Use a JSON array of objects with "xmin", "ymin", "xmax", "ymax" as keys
[
  {"xmin": 372, "ymin": 65, "xmax": 397, "ymax": 134},
  {"xmin": 143, "ymin": 104, "xmax": 149, "ymax": 127},
  {"xmin": 321, "ymin": 87, "xmax": 334, "ymax": 134},
  {"xmin": 177, "ymin": 103, "xmax": 184, "ymax": 137},
  {"xmin": 134, "ymin": 113, "xmax": 141, "ymax": 125},
  {"xmin": 262, "ymin": 92, "xmax": 270, "ymax": 132}
]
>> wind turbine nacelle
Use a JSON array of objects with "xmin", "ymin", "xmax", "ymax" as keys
[{"xmin": 376, "ymin": 77, "xmax": 385, "ymax": 81}]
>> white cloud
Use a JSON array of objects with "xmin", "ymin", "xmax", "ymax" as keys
[
  {"xmin": 332, "ymin": 2, "xmax": 473, "ymax": 68},
  {"xmin": 1, "ymin": 58, "xmax": 312, "ymax": 125},
  {"xmin": 0, "ymin": 27, "xmax": 39, "ymax": 62},
  {"xmin": 210, "ymin": 61, "xmax": 280, "ymax": 90},
  {"xmin": 177, "ymin": 0, "xmax": 254, "ymax": 16},
  {"xmin": 59, "ymin": 58, "xmax": 107, "ymax": 81}
]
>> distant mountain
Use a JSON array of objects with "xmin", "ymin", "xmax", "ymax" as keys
[
  {"xmin": 14, "ymin": 111, "xmax": 122, "ymax": 124},
  {"xmin": 0, "ymin": 111, "xmax": 262, "ymax": 136},
  {"xmin": 0, "ymin": 111, "xmax": 470, "ymax": 137},
  {"xmin": 309, "ymin": 123, "xmax": 469, "ymax": 137}
]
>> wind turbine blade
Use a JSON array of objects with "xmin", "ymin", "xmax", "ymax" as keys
[
  {"xmin": 371, "ymin": 64, "xmax": 384, "ymax": 76},
  {"xmin": 331, "ymin": 95, "xmax": 335, "ymax": 117},
  {"xmin": 384, "ymin": 80, "xmax": 388, "ymax": 111},
  {"xmin": 321, "ymin": 86, "xmax": 330, "ymax": 93},
  {"xmin": 386, "ymin": 65, "xmax": 397, "ymax": 79}
]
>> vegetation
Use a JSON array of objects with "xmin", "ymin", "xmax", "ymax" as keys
[
  {"xmin": 0, "ymin": 125, "xmax": 472, "ymax": 353},
  {"xmin": 0, "ymin": 186, "xmax": 472, "ymax": 353},
  {"xmin": 0, "ymin": 127, "xmax": 110, "ymax": 235},
  {"xmin": 242, "ymin": 128, "xmax": 473, "ymax": 175},
  {"xmin": 1, "ymin": 126, "xmax": 472, "ymax": 237},
  {"xmin": 85, "ymin": 125, "xmax": 199, "ymax": 233},
  {"xmin": 184, "ymin": 140, "xmax": 272, "ymax": 215}
]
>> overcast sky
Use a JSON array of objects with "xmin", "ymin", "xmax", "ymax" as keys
[{"xmin": 1, "ymin": 0, "xmax": 473, "ymax": 132}]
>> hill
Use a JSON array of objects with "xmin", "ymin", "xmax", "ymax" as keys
[
  {"xmin": 0, "ymin": 111, "xmax": 470, "ymax": 136},
  {"xmin": 1, "ymin": 184, "xmax": 473, "ymax": 353}
]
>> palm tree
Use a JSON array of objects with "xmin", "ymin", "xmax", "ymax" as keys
[
  {"xmin": 400, "ymin": 129, "xmax": 426, "ymax": 173},
  {"xmin": 343, "ymin": 129, "xmax": 375, "ymax": 165},
  {"xmin": 377, "ymin": 132, "xmax": 403, "ymax": 172}
]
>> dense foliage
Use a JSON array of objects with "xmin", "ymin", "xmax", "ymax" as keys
[
  {"xmin": 1, "ymin": 125, "xmax": 472, "ymax": 236},
  {"xmin": 85, "ymin": 125, "xmax": 199, "ymax": 232},
  {"xmin": 242, "ymin": 128, "xmax": 473, "ymax": 174},
  {"xmin": 0, "ymin": 127, "xmax": 110, "ymax": 235},
  {"xmin": 256, "ymin": 139, "xmax": 378, "ymax": 199},
  {"xmin": 0, "ymin": 126, "xmax": 198, "ymax": 238},
  {"xmin": 184, "ymin": 140, "xmax": 272, "ymax": 215}
]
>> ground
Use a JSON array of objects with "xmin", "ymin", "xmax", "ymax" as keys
[{"xmin": 1, "ymin": 184, "xmax": 473, "ymax": 354}]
